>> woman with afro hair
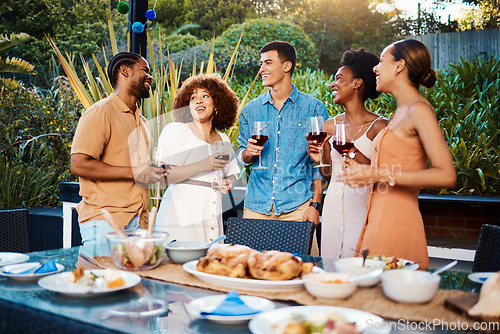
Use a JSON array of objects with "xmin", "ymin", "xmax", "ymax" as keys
[
  {"xmin": 155, "ymin": 74, "xmax": 240, "ymax": 243},
  {"xmin": 307, "ymin": 48, "xmax": 388, "ymax": 258}
]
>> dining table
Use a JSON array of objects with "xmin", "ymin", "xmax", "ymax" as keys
[{"xmin": 0, "ymin": 245, "xmax": 495, "ymax": 334}]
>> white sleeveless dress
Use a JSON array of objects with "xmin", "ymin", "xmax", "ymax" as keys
[{"xmin": 321, "ymin": 117, "xmax": 384, "ymax": 258}]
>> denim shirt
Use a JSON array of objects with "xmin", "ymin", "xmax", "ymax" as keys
[{"xmin": 237, "ymin": 85, "xmax": 329, "ymax": 215}]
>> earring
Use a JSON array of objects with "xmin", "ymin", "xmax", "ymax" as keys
[
  {"xmin": 354, "ymin": 87, "xmax": 358, "ymax": 92},
  {"xmin": 214, "ymin": 109, "xmax": 218, "ymax": 115}
]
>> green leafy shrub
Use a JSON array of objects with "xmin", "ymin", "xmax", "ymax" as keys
[
  {"xmin": 0, "ymin": 77, "xmax": 81, "ymax": 208},
  {"xmin": 169, "ymin": 18, "xmax": 319, "ymax": 80},
  {"xmin": 162, "ymin": 33, "xmax": 202, "ymax": 53}
]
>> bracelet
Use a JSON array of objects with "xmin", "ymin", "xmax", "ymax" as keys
[{"xmin": 388, "ymin": 170, "xmax": 396, "ymax": 187}]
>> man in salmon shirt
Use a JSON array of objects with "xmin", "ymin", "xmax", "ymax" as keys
[{"xmin": 71, "ymin": 52, "xmax": 165, "ymax": 254}]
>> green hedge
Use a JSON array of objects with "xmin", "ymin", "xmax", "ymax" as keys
[{"xmin": 169, "ymin": 18, "xmax": 319, "ymax": 80}]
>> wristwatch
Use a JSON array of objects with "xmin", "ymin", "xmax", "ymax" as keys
[{"xmin": 309, "ymin": 202, "xmax": 322, "ymax": 211}]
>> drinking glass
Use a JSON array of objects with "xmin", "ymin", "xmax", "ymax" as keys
[
  {"xmin": 251, "ymin": 121, "xmax": 269, "ymax": 169},
  {"xmin": 150, "ymin": 147, "xmax": 166, "ymax": 200},
  {"xmin": 332, "ymin": 123, "xmax": 354, "ymax": 161},
  {"xmin": 308, "ymin": 116, "xmax": 328, "ymax": 168},
  {"xmin": 213, "ymin": 141, "xmax": 230, "ymax": 161}
]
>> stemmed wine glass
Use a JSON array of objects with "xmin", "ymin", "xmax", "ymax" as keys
[
  {"xmin": 150, "ymin": 147, "xmax": 166, "ymax": 200},
  {"xmin": 332, "ymin": 123, "xmax": 354, "ymax": 161},
  {"xmin": 308, "ymin": 116, "xmax": 328, "ymax": 168},
  {"xmin": 212, "ymin": 141, "xmax": 230, "ymax": 190},
  {"xmin": 252, "ymin": 121, "xmax": 268, "ymax": 169}
]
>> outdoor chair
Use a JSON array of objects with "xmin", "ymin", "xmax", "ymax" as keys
[
  {"xmin": 0, "ymin": 208, "xmax": 31, "ymax": 253},
  {"xmin": 225, "ymin": 217, "xmax": 316, "ymax": 255},
  {"xmin": 472, "ymin": 224, "xmax": 500, "ymax": 272}
]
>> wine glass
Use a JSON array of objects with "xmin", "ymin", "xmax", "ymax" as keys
[
  {"xmin": 332, "ymin": 123, "xmax": 354, "ymax": 161},
  {"xmin": 212, "ymin": 141, "xmax": 230, "ymax": 190},
  {"xmin": 213, "ymin": 141, "xmax": 230, "ymax": 162},
  {"xmin": 308, "ymin": 116, "xmax": 328, "ymax": 168},
  {"xmin": 150, "ymin": 147, "xmax": 166, "ymax": 200},
  {"xmin": 251, "ymin": 121, "xmax": 269, "ymax": 169}
]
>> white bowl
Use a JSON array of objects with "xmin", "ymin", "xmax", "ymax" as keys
[
  {"xmin": 334, "ymin": 258, "xmax": 386, "ymax": 287},
  {"xmin": 303, "ymin": 272, "xmax": 357, "ymax": 300},
  {"xmin": 166, "ymin": 241, "xmax": 209, "ymax": 264},
  {"xmin": 381, "ymin": 270, "xmax": 440, "ymax": 303}
]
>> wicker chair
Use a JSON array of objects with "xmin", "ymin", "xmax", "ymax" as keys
[
  {"xmin": 472, "ymin": 224, "xmax": 500, "ymax": 272},
  {"xmin": 225, "ymin": 217, "xmax": 316, "ymax": 255},
  {"xmin": 0, "ymin": 208, "xmax": 30, "ymax": 253}
]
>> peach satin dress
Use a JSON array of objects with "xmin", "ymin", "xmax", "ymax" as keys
[{"xmin": 356, "ymin": 128, "xmax": 430, "ymax": 268}]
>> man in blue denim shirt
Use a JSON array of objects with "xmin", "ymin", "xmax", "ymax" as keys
[{"xmin": 237, "ymin": 41, "xmax": 329, "ymax": 242}]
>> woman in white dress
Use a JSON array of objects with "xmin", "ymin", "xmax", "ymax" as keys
[
  {"xmin": 155, "ymin": 74, "xmax": 240, "ymax": 243},
  {"xmin": 307, "ymin": 49, "xmax": 388, "ymax": 258}
]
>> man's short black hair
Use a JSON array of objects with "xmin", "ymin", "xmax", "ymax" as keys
[
  {"xmin": 107, "ymin": 52, "xmax": 143, "ymax": 88},
  {"xmin": 260, "ymin": 41, "xmax": 296, "ymax": 76}
]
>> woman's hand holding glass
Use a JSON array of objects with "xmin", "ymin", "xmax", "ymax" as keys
[
  {"xmin": 150, "ymin": 147, "xmax": 169, "ymax": 199},
  {"xmin": 306, "ymin": 133, "xmax": 331, "ymax": 165},
  {"xmin": 307, "ymin": 116, "xmax": 329, "ymax": 168}
]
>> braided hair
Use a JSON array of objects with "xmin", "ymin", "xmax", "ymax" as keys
[{"xmin": 107, "ymin": 52, "xmax": 143, "ymax": 88}]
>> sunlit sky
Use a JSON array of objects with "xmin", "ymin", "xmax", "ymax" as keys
[{"xmin": 392, "ymin": 0, "xmax": 476, "ymax": 21}]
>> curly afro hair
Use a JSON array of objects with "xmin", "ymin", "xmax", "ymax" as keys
[
  {"xmin": 172, "ymin": 74, "xmax": 239, "ymax": 131},
  {"xmin": 341, "ymin": 48, "xmax": 380, "ymax": 101}
]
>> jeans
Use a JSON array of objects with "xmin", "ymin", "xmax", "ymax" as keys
[{"xmin": 79, "ymin": 214, "xmax": 140, "ymax": 257}]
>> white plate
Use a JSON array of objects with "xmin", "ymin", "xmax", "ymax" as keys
[
  {"xmin": 0, "ymin": 262, "xmax": 65, "ymax": 281},
  {"xmin": 186, "ymin": 295, "xmax": 275, "ymax": 324},
  {"xmin": 38, "ymin": 269, "xmax": 141, "ymax": 296},
  {"xmin": 249, "ymin": 306, "xmax": 385, "ymax": 334},
  {"xmin": 0, "ymin": 252, "xmax": 29, "ymax": 267},
  {"xmin": 468, "ymin": 272, "xmax": 496, "ymax": 284},
  {"xmin": 368, "ymin": 256, "xmax": 419, "ymax": 270},
  {"xmin": 183, "ymin": 260, "xmax": 323, "ymax": 292}
]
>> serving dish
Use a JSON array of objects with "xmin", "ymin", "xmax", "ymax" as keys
[{"xmin": 183, "ymin": 260, "xmax": 323, "ymax": 292}]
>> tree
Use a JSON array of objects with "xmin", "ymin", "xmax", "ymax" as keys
[
  {"xmin": 295, "ymin": 0, "xmax": 400, "ymax": 74},
  {"xmin": 0, "ymin": 0, "xmax": 125, "ymax": 87},
  {"xmin": 434, "ymin": 0, "xmax": 500, "ymax": 28},
  {"xmin": 183, "ymin": 0, "xmax": 254, "ymax": 39},
  {"xmin": 152, "ymin": 0, "xmax": 188, "ymax": 34}
]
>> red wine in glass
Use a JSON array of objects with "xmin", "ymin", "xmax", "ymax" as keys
[
  {"xmin": 251, "ymin": 134, "xmax": 269, "ymax": 147},
  {"xmin": 252, "ymin": 121, "xmax": 268, "ymax": 169},
  {"xmin": 333, "ymin": 141, "xmax": 354, "ymax": 156},
  {"xmin": 308, "ymin": 132, "xmax": 327, "ymax": 146}
]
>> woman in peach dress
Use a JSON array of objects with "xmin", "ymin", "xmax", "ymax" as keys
[{"xmin": 338, "ymin": 40, "xmax": 456, "ymax": 268}]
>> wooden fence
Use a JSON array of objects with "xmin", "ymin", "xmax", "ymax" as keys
[{"xmin": 412, "ymin": 29, "xmax": 500, "ymax": 70}]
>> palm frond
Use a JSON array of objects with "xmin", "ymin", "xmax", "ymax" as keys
[
  {"xmin": 0, "ymin": 33, "xmax": 31, "ymax": 53},
  {"xmin": 0, "ymin": 57, "xmax": 37, "ymax": 75},
  {"xmin": 46, "ymin": 34, "xmax": 94, "ymax": 109}
]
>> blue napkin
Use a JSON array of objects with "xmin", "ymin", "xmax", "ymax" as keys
[
  {"xmin": 34, "ymin": 260, "xmax": 58, "ymax": 274},
  {"xmin": 200, "ymin": 290, "xmax": 260, "ymax": 316}
]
